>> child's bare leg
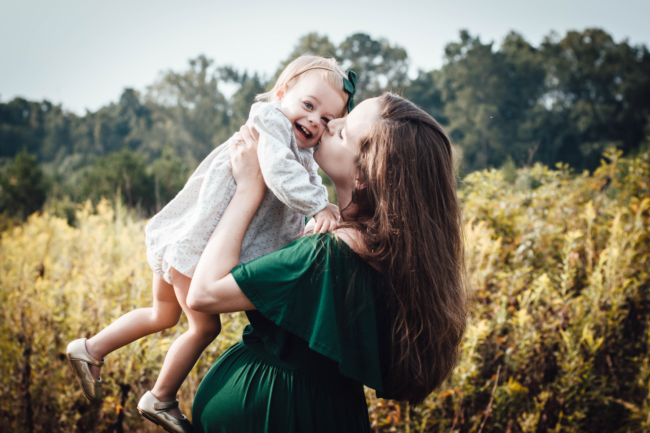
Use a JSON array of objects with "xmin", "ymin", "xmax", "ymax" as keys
[
  {"xmin": 151, "ymin": 267, "xmax": 221, "ymax": 417},
  {"xmin": 85, "ymin": 274, "xmax": 182, "ymax": 379}
]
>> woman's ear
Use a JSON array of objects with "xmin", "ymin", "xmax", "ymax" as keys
[{"xmin": 354, "ymin": 175, "xmax": 367, "ymax": 191}]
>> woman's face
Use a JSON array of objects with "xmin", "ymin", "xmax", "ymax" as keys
[{"xmin": 314, "ymin": 97, "xmax": 380, "ymax": 190}]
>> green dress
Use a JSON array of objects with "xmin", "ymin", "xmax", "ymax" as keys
[{"xmin": 192, "ymin": 233, "xmax": 393, "ymax": 433}]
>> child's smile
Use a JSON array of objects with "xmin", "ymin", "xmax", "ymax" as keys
[
  {"xmin": 295, "ymin": 122, "xmax": 314, "ymax": 140},
  {"xmin": 278, "ymin": 74, "xmax": 347, "ymax": 149}
]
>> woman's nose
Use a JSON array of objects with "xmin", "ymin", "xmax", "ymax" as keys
[{"xmin": 326, "ymin": 118, "xmax": 341, "ymax": 135}]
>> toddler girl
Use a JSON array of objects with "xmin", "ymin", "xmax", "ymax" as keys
[{"xmin": 66, "ymin": 55, "xmax": 356, "ymax": 433}]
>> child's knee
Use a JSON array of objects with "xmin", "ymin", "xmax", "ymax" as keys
[{"xmin": 152, "ymin": 308, "xmax": 181, "ymax": 329}]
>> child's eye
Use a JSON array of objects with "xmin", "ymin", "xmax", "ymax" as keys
[
  {"xmin": 321, "ymin": 117, "xmax": 330, "ymax": 124},
  {"xmin": 304, "ymin": 102, "xmax": 313, "ymax": 110}
]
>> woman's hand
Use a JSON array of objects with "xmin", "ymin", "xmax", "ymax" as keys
[{"xmin": 230, "ymin": 125, "xmax": 266, "ymax": 197}]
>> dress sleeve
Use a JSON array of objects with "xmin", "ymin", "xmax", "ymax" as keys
[
  {"xmin": 231, "ymin": 233, "xmax": 385, "ymax": 393},
  {"xmin": 249, "ymin": 103, "xmax": 329, "ymax": 217},
  {"xmin": 304, "ymin": 151, "xmax": 329, "ymax": 200}
]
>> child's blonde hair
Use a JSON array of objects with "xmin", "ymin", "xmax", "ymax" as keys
[{"xmin": 257, "ymin": 55, "xmax": 350, "ymax": 116}]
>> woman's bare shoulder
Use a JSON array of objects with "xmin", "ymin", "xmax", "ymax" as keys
[
  {"xmin": 333, "ymin": 228, "xmax": 365, "ymax": 255},
  {"xmin": 303, "ymin": 221, "xmax": 364, "ymax": 253},
  {"xmin": 334, "ymin": 228, "xmax": 382, "ymax": 272}
]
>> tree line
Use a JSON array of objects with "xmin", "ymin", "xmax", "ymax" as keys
[{"xmin": 1, "ymin": 29, "xmax": 649, "ymax": 222}]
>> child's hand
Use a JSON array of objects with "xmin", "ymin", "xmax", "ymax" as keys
[
  {"xmin": 325, "ymin": 203, "xmax": 340, "ymax": 220},
  {"xmin": 312, "ymin": 204, "xmax": 339, "ymax": 233}
]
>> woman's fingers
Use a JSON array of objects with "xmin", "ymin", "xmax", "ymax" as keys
[
  {"xmin": 229, "ymin": 133, "xmax": 240, "ymax": 160},
  {"xmin": 239, "ymin": 125, "xmax": 259, "ymax": 150},
  {"xmin": 248, "ymin": 124, "xmax": 260, "ymax": 142},
  {"xmin": 231, "ymin": 126, "xmax": 265, "ymax": 192},
  {"xmin": 238, "ymin": 126, "xmax": 252, "ymax": 149}
]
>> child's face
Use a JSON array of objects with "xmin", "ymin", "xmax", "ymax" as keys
[{"xmin": 278, "ymin": 75, "xmax": 347, "ymax": 149}]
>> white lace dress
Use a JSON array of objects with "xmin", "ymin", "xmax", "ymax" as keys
[{"xmin": 145, "ymin": 101, "xmax": 329, "ymax": 283}]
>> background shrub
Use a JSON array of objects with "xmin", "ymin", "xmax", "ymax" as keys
[{"xmin": 1, "ymin": 149, "xmax": 649, "ymax": 432}]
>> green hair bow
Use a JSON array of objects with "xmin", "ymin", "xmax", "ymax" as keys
[{"xmin": 343, "ymin": 71, "xmax": 357, "ymax": 113}]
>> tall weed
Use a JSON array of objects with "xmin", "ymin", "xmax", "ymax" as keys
[{"xmin": 1, "ymin": 149, "xmax": 648, "ymax": 432}]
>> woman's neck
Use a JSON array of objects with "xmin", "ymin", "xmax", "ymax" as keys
[{"xmin": 336, "ymin": 187, "xmax": 359, "ymax": 222}]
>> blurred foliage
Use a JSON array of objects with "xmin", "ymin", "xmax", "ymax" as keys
[
  {"xmin": 0, "ymin": 149, "xmax": 48, "ymax": 222},
  {"xmin": 1, "ymin": 148, "xmax": 648, "ymax": 432},
  {"xmin": 0, "ymin": 199, "xmax": 249, "ymax": 432},
  {"xmin": 408, "ymin": 29, "xmax": 650, "ymax": 174},
  {"xmin": 1, "ymin": 29, "xmax": 648, "ymax": 220}
]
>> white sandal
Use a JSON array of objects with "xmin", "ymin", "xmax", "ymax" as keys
[
  {"xmin": 66, "ymin": 338, "xmax": 104, "ymax": 403},
  {"xmin": 137, "ymin": 391, "xmax": 193, "ymax": 433}
]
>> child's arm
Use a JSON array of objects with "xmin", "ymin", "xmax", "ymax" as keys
[
  {"xmin": 306, "ymin": 156, "xmax": 329, "ymax": 200},
  {"xmin": 305, "ymin": 157, "xmax": 338, "ymax": 232},
  {"xmin": 249, "ymin": 103, "xmax": 330, "ymax": 218}
]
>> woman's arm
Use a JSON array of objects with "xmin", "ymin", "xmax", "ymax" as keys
[{"xmin": 187, "ymin": 126, "xmax": 265, "ymax": 314}]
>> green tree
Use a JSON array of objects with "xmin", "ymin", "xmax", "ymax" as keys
[
  {"xmin": 150, "ymin": 146, "xmax": 193, "ymax": 211},
  {"xmin": 337, "ymin": 33, "xmax": 409, "ymax": 101},
  {"xmin": 218, "ymin": 67, "xmax": 267, "ymax": 129},
  {"xmin": 277, "ymin": 33, "xmax": 410, "ymax": 102},
  {"xmin": 0, "ymin": 149, "xmax": 49, "ymax": 219},
  {"xmin": 441, "ymin": 31, "xmax": 551, "ymax": 171},
  {"xmin": 78, "ymin": 149, "xmax": 155, "ymax": 213},
  {"xmin": 84, "ymin": 88, "xmax": 153, "ymax": 156},
  {"xmin": 540, "ymin": 28, "xmax": 650, "ymax": 169},
  {"xmin": 0, "ymin": 98, "xmax": 74, "ymax": 161},
  {"xmin": 403, "ymin": 69, "xmax": 447, "ymax": 125},
  {"xmin": 439, "ymin": 31, "xmax": 512, "ymax": 170},
  {"xmin": 146, "ymin": 55, "xmax": 231, "ymax": 160}
]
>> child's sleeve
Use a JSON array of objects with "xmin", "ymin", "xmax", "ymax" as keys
[
  {"xmin": 249, "ymin": 103, "xmax": 329, "ymax": 217},
  {"xmin": 306, "ymin": 155, "xmax": 329, "ymax": 200}
]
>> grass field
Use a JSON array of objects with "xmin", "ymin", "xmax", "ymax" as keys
[{"xmin": 1, "ymin": 149, "xmax": 649, "ymax": 432}]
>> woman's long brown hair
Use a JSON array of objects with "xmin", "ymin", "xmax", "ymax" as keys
[{"xmin": 344, "ymin": 93, "xmax": 467, "ymax": 405}]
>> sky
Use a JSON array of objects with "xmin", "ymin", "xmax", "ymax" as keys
[{"xmin": 1, "ymin": 0, "xmax": 649, "ymax": 114}]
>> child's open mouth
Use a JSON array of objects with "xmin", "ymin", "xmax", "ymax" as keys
[{"xmin": 295, "ymin": 123, "xmax": 313, "ymax": 140}]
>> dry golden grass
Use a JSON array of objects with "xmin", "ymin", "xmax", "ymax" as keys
[{"xmin": 1, "ymin": 149, "xmax": 649, "ymax": 432}]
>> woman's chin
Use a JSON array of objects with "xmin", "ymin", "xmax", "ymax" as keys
[{"xmin": 313, "ymin": 148, "xmax": 325, "ymax": 167}]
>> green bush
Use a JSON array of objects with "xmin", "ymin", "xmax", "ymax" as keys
[
  {"xmin": 1, "ymin": 149, "xmax": 648, "ymax": 432},
  {"xmin": 0, "ymin": 150, "xmax": 48, "ymax": 220}
]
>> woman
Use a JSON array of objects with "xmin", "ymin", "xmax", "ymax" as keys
[{"xmin": 187, "ymin": 93, "xmax": 467, "ymax": 432}]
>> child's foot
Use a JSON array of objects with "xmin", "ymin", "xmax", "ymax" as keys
[
  {"xmin": 137, "ymin": 391, "xmax": 193, "ymax": 433},
  {"xmin": 83, "ymin": 340, "xmax": 103, "ymax": 381},
  {"xmin": 66, "ymin": 338, "xmax": 105, "ymax": 403}
]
